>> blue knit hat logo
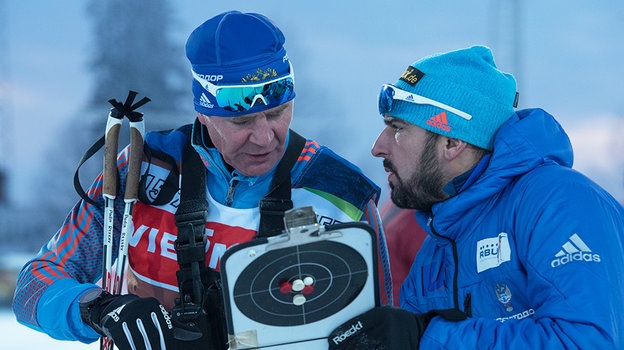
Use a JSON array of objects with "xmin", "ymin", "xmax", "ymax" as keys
[
  {"xmin": 186, "ymin": 11, "xmax": 295, "ymax": 117},
  {"xmin": 387, "ymin": 46, "xmax": 517, "ymax": 150}
]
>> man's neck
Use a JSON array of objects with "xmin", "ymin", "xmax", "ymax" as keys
[{"xmin": 443, "ymin": 153, "xmax": 491, "ymax": 196}]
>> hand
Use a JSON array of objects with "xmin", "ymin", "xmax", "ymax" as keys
[
  {"xmin": 328, "ymin": 306, "xmax": 467, "ymax": 350},
  {"xmin": 80, "ymin": 290, "xmax": 174, "ymax": 350}
]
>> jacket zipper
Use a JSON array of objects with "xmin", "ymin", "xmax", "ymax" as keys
[
  {"xmin": 429, "ymin": 215, "xmax": 461, "ymax": 310},
  {"xmin": 464, "ymin": 293, "xmax": 472, "ymax": 317},
  {"xmin": 225, "ymin": 179, "xmax": 239, "ymax": 207}
]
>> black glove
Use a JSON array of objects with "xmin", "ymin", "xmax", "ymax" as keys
[
  {"xmin": 79, "ymin": 289, "xmax": 174, "ymax": 350},
  {"xmin": 328, "ymin": 306, "xmax": 467, "ymax": 350}
]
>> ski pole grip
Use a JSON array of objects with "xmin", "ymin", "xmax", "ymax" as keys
[
  {"xmin": 125, "ymin": 121, "xmax": 145, "ymax": 200},
  {"xmin": 103, "ymin": 111, "xmax": 122, "ymax": 197}
]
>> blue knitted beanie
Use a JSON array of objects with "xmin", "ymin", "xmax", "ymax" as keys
[
  {"xmin": 186, "ymin": 11, "xmax": 295, "ymax": 117},
  {"xmin": 390, "ymin": 46, "xmax": 517, "ymax": 150}
]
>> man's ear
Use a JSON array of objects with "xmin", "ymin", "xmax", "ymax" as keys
[
  {"xmin": 197, "ymin": 112, "xmax": 209, "ymax": 125},
  {"xmin": 442, "ymin": 137, "xmax": 468, "ymax": 161}
]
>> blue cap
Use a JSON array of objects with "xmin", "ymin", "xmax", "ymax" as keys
[
  {"xmin": 185, "ymin": 11, "xmax": 294, "ymax": 117},
  {"xmin": 390, "ymin": 46, "xmax": 517, "ymax": 150}
]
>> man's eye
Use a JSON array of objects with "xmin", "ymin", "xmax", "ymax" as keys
[
  {"xmin": 231, "ymin": 118, "xmax": 251, "ymax": 125},
  {"xmin": 391, "ymin": 123, "xmax": 403, "ymax": 131}
]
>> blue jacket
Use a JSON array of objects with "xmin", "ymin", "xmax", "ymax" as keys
[{"xmin": 401, "ymin": 109, "xmax": 624, "ymax": 349}]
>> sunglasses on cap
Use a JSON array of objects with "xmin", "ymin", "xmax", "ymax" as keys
[
  {"xmin": 192, "ymin": 63, "xmax": 295, "ymax": 113},
  {"xmin": 378, "ymin": 84, "xmax": 472, "ymax": 121}
]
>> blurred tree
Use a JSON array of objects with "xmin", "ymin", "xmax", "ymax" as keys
[
  {"xmin": 23, "ymin": 0, "xmax": 193, "ymax": 253},
  {"xmin": 86, "ymin": 0, "xmax": 191, "ymax": 133}
]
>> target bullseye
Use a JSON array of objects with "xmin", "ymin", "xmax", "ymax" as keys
[
  {"xmin": 230, "ymin": 240, "xmax": 368, "ymax": 326},
  {"xmin": 292, "ymin": 279, "xmax": 305, "ymax": 292}
]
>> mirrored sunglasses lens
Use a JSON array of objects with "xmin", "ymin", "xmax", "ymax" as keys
[
  {"xmin": 216, "ymin": 87, "xmax": 253, "ymax": 112},
  {"xmin": 267, "ymin": 78, "xmax": 293, "ymax": 98},
  {"xmin": 378, "ymin": 85, "xmax": 394, "ymax": 115},
  {"xmin": 216, "ymin": 78, "xmax": 294, "ymax": 112}
]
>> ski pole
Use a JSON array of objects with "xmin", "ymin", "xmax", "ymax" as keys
[
  {"xmin": 102, "ymin": 108, "xmax": 122, "ymax": 294},
  {"xmin": 101, "ymin": 106, "xmax": 122, "ymax": 350},
  {"xmin": 100, "ymin": 91, "xmax": 150, "ymax": 350},
  {"xmin": 112, "ymin": 95, "xmax": 148, "ymax": 295}
]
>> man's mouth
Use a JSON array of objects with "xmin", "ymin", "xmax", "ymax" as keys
[
  {"xmin": 383, "ymin": 159, "xmax": 396, "ymax": 174},
  {"xmin": 248, "ymin": 151, "xmax": 272, "ymax": 160}
]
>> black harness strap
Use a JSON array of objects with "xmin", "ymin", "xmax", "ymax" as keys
[
  {"xmin": 174, "ymin": 135, "xmax": 208, "ymax": 303},
  {"xmin": 256, "ymin": 130, "xmax": 306, "ymax": 238},
  {"xmin": 172, "ymin": 134, "xmax": 211, "ymax": 343}
]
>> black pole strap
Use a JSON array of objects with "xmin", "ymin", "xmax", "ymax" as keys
[
  {"xmin": 73, "ymin": 91, "xmax": 150, "ymax": 207},
  {"xmin": 73, "ymin": 135, "xmax": 106, "ymax": 207},
  {"xmin": 108, "ymin": 90, "xmax": 151, "ymax": 122}
]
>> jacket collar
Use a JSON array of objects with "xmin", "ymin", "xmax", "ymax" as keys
[{"xmin": 423, "ymin": 108, "xmax": 574, "ymax": 242}]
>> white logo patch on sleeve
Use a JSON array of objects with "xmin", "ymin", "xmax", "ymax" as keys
[
  {"xmin": 551, "ymin": 233, "xmax": 600, "ymax": 268},
  {"xmin": 477, "ymin": 232, "xmax": 511, "ymax": 273}
]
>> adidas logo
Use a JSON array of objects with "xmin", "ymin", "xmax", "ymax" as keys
[
  {"xmin": 550, "ymin": 233, "xmax": 601, "ymax": 268},
  {"xmin": 426, "ymin": 111, "xmax": 451, "ymax": 131},
  {"xmin": 107, "ymin": 304, "xmax": 126, "ymax": 323},
  {"xmin": 199, "ymin": 93, "xmax": 214, "ymax": 108}
]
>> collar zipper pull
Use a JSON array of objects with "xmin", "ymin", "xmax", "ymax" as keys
[{"xmin": 225, "ymin": 179, "xmax": 239, "ymax": 206}]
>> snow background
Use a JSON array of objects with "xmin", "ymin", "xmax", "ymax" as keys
[{"xmin": 0, "ymin": 309, "xmax": 98, "ymax": 349}]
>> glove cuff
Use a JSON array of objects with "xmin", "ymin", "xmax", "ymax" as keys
[{"xmin": 78, "ymin": 288, "xmax": 113, "ymax": 336}]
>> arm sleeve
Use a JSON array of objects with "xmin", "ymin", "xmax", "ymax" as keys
[
  {"xmin": 363, "ymin": 199, "xmax": 394, "ymax": 306},
  {"xmin": 11, "ymin": 146, "xmax": 132, "ymax": 343},
  {"xmin": 420, "ymin": 177, "xmax": 624, "ymax": 349}
]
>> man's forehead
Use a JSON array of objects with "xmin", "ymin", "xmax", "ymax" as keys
[{"xmin": 228, "ymin": 102, "xmax": 290, "ymax": 121}]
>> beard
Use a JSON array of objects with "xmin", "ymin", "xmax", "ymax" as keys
[{"xmin": 386, "ymin": 133, "xmax": 449, "ymax": 212}]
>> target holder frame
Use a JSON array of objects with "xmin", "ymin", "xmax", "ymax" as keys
[{"xmin": 220, "ymin": 218, "xmax": 380, "ymax": 349}]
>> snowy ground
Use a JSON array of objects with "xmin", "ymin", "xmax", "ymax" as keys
[{"xmin": 0, "ymin": 308, "xmax": 98, "ymax": 349}]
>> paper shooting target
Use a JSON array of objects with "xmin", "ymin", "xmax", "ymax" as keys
[
  {"xmin": 233, "ymin": 240, "xmax": 367, "ymax": 326},
  {"xmin": 220, "ymin": 222, "xmax": 379, "ymax": 349}
]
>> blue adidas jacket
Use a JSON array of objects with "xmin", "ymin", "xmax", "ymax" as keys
[{"xmin": 400, "ymin": 108, "xmax": 624, "ymax": 349}]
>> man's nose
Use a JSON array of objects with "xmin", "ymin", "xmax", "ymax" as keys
[
  {"xmin": 371, "ymin": 128, "xmax": 391, "ymax": 158},
  {"xmin": 249, "ymin": 115, "xmax": 273, "ymax": 146}
]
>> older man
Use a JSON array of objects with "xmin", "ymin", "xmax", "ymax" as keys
[{"xmin": 13, "ymin": 11, "xmax": 391, "ymax": 350}]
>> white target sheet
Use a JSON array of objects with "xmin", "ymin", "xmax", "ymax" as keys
[{"xmin": 220, "ymin": 222, "xmax": 379, "ymax": 349}]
